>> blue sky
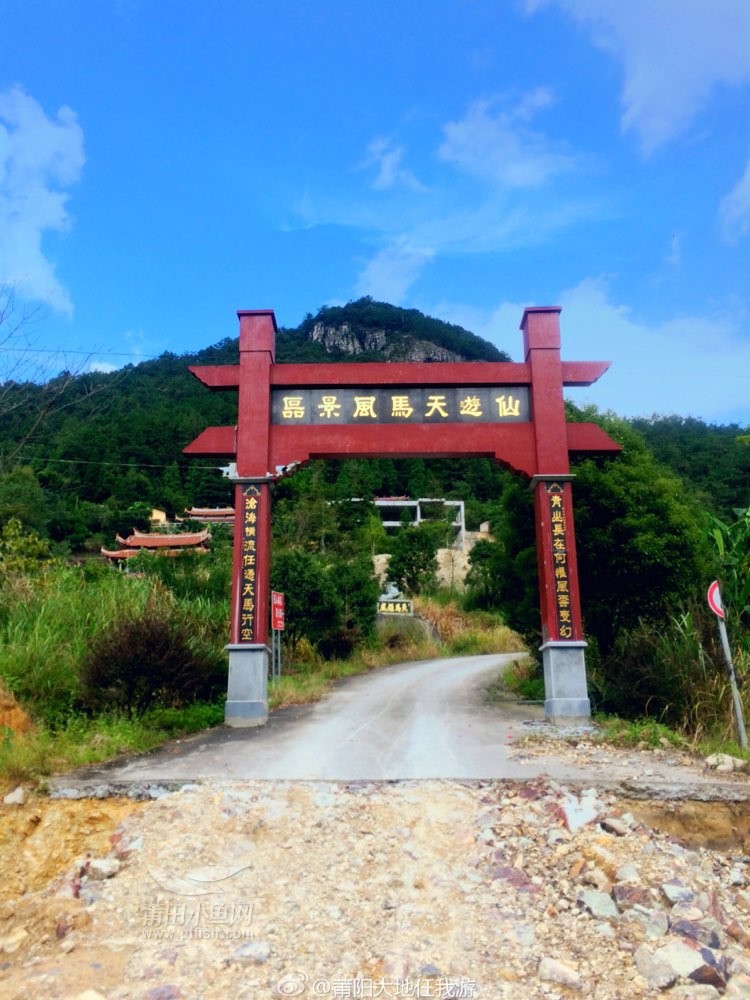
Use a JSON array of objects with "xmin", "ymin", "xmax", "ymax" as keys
[{"xmin": 1, "ymin": 0, "xmax": 749, "ymax": 425}]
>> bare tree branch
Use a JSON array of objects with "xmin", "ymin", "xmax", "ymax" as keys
[{"xmin": 0, "ymin": 283, "xmax": 125, "ymax": 473}]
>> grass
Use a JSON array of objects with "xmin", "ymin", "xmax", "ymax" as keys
[
  {"xmin": 592, "ymin": 713, "xmax": 750, "ymax": 762},
  {"xmin": 0, "ymin": 702, "xmax": 225, "ymax": 786},
  {"xmin": 0, "ymin": 590, "xmax": 526, "ymax": 783}
]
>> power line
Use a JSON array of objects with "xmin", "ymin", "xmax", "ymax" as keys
[{"xmin": 17, "ymin": 453, "xmax": 226, "ymax": 471}]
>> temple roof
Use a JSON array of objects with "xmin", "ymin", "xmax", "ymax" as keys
[{"xmin": 116, "ymin": 528, "xmax": 211, "ymax": 549}]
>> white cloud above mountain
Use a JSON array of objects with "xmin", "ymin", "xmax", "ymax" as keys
[
  {"xmin": 0, "ymin": 86, "xmax": 84, "ymax": 314},
  {"xmin": 527, "ymin": 0, "xmax": 750, "ymax": 153}
]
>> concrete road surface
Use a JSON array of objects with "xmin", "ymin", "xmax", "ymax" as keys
[{"xmin": 51, "ymin": 654, "xmax": 750, "ymax": 797}]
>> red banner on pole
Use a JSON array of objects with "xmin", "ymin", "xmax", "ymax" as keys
[{"xmin": 271, "ymin": 591, "xmax": 285, "ymax": 631}]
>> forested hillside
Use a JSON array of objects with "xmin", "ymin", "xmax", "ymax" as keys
[
  {"xmin": 0, "ymin": 296, "xmax": 749, "ymax": 742},
  {"xmin": 0, "ymin": 298, "xmax": 518, "ymax": 549},
  {"xmin": 0, "ymin": 297, "xmax": 746, "ymax": 554}
]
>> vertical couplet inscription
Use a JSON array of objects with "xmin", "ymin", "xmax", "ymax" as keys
[
  {"xmin": 547, "ymin": 483, "xmax": 573, "ymax": 640},
  {"xmin": 239, "ymin": 485, "xmax": 260, "ymax": 643}
]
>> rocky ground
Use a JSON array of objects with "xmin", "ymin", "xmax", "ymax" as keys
[{"xmin": 2, "ymin": 738, "xmax": 750, "ymax": 1000}]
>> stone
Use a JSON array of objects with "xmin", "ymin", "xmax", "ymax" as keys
[
  {"xmin": 577, "ymin": 889, "xmax": 619, "ymax": 921},
  {"xmin": 727, "ymin": 920, "xmax": 750, "ymax": 948},
  {"xmin": 670, "ymin": 918, "xmax": 723, "ymax": 950},
  {"xmin": 613, "ymin": 884, "xmax": 653, "ymax": 910},
  {"xmin": 661, "ymin": 881, "xmax": 694, "ymax": 905},
  {"xmin": 705, "ymin": 753, "xmax": 747, "ymax": 772},
  {"xmin": 634, "ymin": 946, "xmax": 679, "ymax": 990},
  {"xmin": 2, "ymin": 785, "xmax": 25, "ymax": 806},
  {"xmin": 582, "ymin": 866, "xmax": 611, "ymax": 892},
  {"xmin": 725, "ymin": 973, "xmax": 750, "ymax": 998},
  {"xmin": 229, "ymin": 939, "xmax": 272, "ymax": 964},
  {"xmin": 0, "ymin": 927, "xmax": 29, "ymax": 954},
  {"xmin": 87, "ymin": 857, "xmax": 121, "ymax": 880},
  {"xmin": 667, "ymin": 985, "xmax": 720, "ymax": 998},
  {"xmin": 538, "ymin": 956, "xmax": 583, "ymax": 991},
  {"xmin": 615, "ymin": 862, "xmax": 640, "ymax": 882},
  {"xmin": 653, "ymin": 939, "xmax": 706, "ymax": 978},
  {"xmin": 560, "ymin": 789, "xmax": 603, "ymax": 832},
  {"xmin": 600, "ymin": 816, "xmax": 629, "ymax": 836}
]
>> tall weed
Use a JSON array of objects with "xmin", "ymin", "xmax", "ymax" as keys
[{"xmin": 591, "ymin": 606, "xmax": 742, "ymax": 740}]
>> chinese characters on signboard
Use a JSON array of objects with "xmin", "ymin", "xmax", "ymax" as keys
[
  {"xmin": 547, "ymin": 483, "xmax": 573, "ymax": 640},
  {"xmin": 239, "ymin": 485, "xmax": 260, "ymax": 643},
  {"xmin": 271, "ymin": 591, "xmax": 285, "ymax": 631},
  {"xmin": 272, "ymin": 387, "xmax": 529, "ymax": 425},
  {"xmin": 377, "ymin": 600, "xmax": 413, "ymax": 615}
]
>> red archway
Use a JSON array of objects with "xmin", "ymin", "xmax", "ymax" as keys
[{"xmin": 186, "ymin": 307, "xmax": 620, "ymax": 726}]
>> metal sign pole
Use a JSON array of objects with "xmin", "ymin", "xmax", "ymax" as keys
[{"xmin": 708, "ymin": 580, "xmax": 747, "ymax": 750}]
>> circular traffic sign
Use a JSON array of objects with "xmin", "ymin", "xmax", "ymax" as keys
[{"xmin": 707, "ymin": 580, "xmax": 725, "ymax": 619}]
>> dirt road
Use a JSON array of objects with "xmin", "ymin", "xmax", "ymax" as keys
[{"xmin": 50, "ymin": 654, "xmax": 750, "ymax": 795}]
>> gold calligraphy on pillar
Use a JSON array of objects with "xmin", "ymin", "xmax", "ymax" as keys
[
  {"xmin": 239, "ymin": 485, "xmax": 261, "ymax": 643},
  {"xmin": 547, "ymin": 483, "xmax": 573, "ymax": 640}
]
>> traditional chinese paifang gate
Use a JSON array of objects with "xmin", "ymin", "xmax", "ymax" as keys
[{"xmin": 185, "ymin": 306, "xmax": 621, "ymax": 727}]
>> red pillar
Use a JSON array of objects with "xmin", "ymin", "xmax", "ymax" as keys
[
  {"xmin": 225, "ymin": 311, "xmax": 276, "ymax": 726},
  {"xmin": 522, "ymin": 307, "xmax": 589, "ymax": 719},
  {"xmin": 522, "ymin": 307, "xmax": 584, "ymax": 643},
  {"xmin": 230, "ymin": 310, "xmax": 275, "ymax": 646}
]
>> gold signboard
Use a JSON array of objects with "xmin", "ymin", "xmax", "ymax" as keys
[{"xmin": 272, "ymin": 387, "xmax": 529, "ymax": 425}]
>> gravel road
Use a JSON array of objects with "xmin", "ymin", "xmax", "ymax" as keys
[{"xmin": 2, "ymin": 655, "xmax": 750, "ymax": 999}]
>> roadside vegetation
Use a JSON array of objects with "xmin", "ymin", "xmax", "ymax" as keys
[{"xmin": 0, "ymin": 509, "xmax": 527, "ymax": 783}]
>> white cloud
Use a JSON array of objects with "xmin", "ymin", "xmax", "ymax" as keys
[
  {"xmin": 438, "ymin": 89, "xmax": 573, "ymax": 186},
  {"xmin": 355, "ymin": 241, "xmax": 433, "ymax": 304},
  {"xmin": 0, "ymin": 85, "xmax": 84, "ymax": 314},
  {"xmin": 88, "ymin": 360, "xmax": 119, "ymax": 374},
  {"xmin": 363, "ymin": 138, "xmax": 426, "ymax": 192},
  {"xmin": 528, "ymin": 0, "xmax": 750, "ymax": 153},
  {"xmin": 553, "ymin": 278, "xmax": 749, "ymax": 422},
  {"xmin": 433, "ymin": 279, "xmax": 750, "ymax": 424},
  {"xmin": 720, "ymin": 159, "xmax": 750, "ymax": 242}
]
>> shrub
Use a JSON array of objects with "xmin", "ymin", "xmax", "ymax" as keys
[{"xmin": 79, "ymin": 597, "xmax": 226, "ymax": 714}]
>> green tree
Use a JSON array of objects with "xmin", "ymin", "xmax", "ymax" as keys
[
  {"xmin": 464, "ymin": 538, "xmax": 506, "ymax": 611},
  {"xmin": 270, "ymin": 548, "xmax": 341, "ymax": 652},
  {"xmin": 0, "ymin": 517, "xmax": 51, "ymax": 574},
  {"xmin": 387, "ymin": 522, "xmax": 442, "ymax": 595},
  {"xmin": 0, "ymin": 465, "xmax": 48, "ymax": 535},
  {"xmin": 571, "ymin": 411, "xmax": 714, "ymax": 654}
]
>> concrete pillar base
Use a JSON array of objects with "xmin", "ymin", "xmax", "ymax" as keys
[
  {"xmin": 540, "ymin": 640, "xmax": 591, "ymax": 721},
  {"xmin": 225, "ymin": 644, "xmax": 269, "ymax": 727}
]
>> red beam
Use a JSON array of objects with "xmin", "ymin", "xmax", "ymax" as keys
[
  {"xmin": 184, "ymin": 420, "xmax": 621, "ymax": 466},
  {"xmin": 188, "ymin": 365, "xmax": 240, "ymax": 388},
  {"xmin": 190, "ymin": 359, "xmax": 612, "ymax": 391},
  {"xmin": 561, "ymin": 361, "xmax": 612, "ymax": 386},
  {"xmin": 183, "ymin": 425, "xmax": 236, "ymax": 458},
  {"xmin": 567, "ymin": 423, "xmax": 622, "ymax": 453},
  {"xmin": 269, "ymin": 361, "xmax": 531, "ymax": 387}
]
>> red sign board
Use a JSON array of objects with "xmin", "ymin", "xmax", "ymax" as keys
[
  {"xmin": 271, "ymin": 591, "xmax": 285, "ymax": 631},
  {"xmin": 707, "ymin": 580, "xmax": 725, "ymax": 620}
]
